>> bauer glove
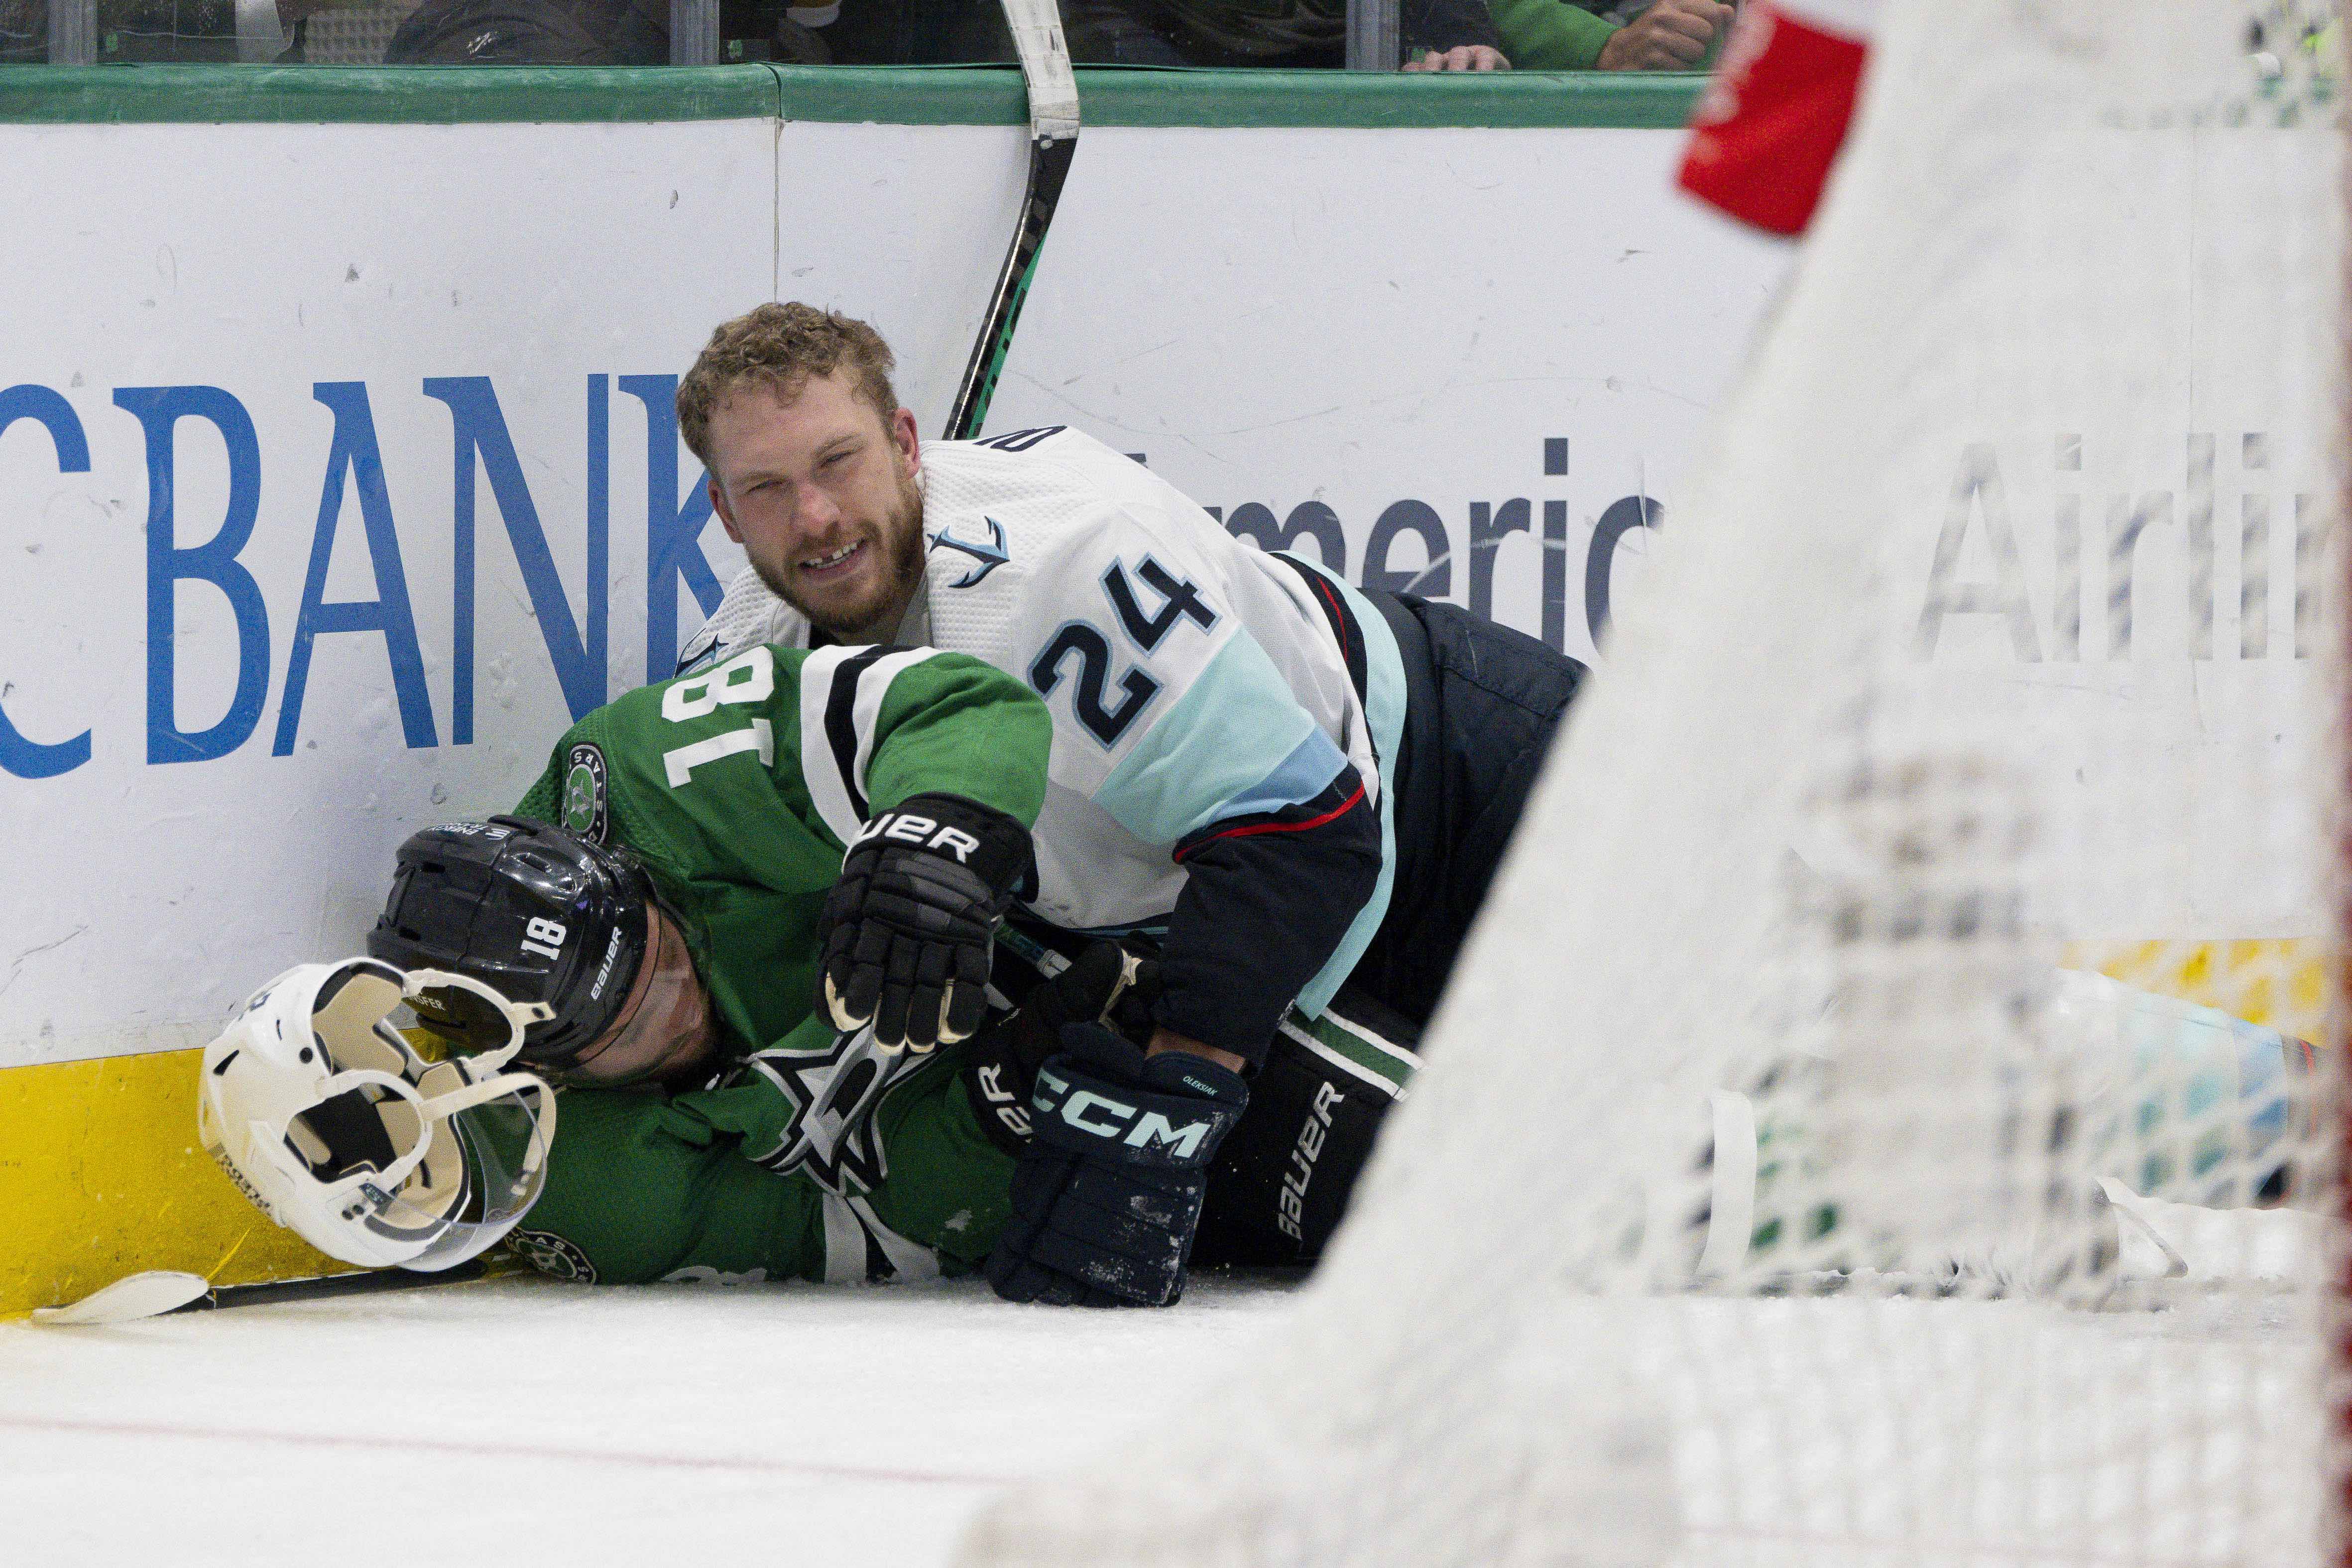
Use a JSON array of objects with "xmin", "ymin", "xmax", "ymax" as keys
[
  {"xmin": 820, "ymin": 793, "xmax": 1035, "ymax": 1054},
  {"xmin": 985, "ymin": 1022, "xmax": 1247, "ymax": 1307}
]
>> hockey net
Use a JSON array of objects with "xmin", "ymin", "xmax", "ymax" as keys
[{"xmin": 957, "ymin": 2, "xmax": 2350, "ymax": 1565}]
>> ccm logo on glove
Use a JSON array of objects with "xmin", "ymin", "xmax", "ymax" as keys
[
  {"xmin": 985, "ymin": 1023, "xmax": 1247, "ymax": 1308},
  {"xmin": 1037, "ymin": 1066, "xmax": 1221, "ymax": 1159}
]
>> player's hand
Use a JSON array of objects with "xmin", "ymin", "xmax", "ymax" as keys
[
  {"xmin": 819, "ymin": 793, "xmax": 1035, "ymax": 1054},
  {"xmin": 1401, "ymin": 44, "xmax": 1510, "ymax": 71},
  {"xmin": 984, "ymin": 1024, "xmax": 1247, "ymax": 1308},
  {"xmin": 989, "ymin": 941, "xmax": 1160, "ymax": 1088},
  {"xmin": 962, "ymin": 939, "xmax": 1161, "ymax": 1154},
  {"xmin": 1596, "ymin": 0, "xmax": 1731, "ymax": 70}
]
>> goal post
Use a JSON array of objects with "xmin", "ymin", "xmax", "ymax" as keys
[{"xmin": 957, "ymin": 2, "xmax": 2350, "ymax": 1565}]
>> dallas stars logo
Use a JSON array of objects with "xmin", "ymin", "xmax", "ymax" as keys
[
  {"xmin": 743, "ymin": 1027, "xmax": 928, "ymax": 1196},
  {"xmin": 508, "ymin": 1228, "xmax": 597, "ymax": 1283},
  {"xmin": 561, "ymin": 743, "xmax": 608, "ymax": 842}
]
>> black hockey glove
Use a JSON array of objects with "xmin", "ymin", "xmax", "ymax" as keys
[
  {"xmin": 984, "ymin": 1023, "xmax": 1247, "ymax": 1308},
  {"xmin": 962, "ymin": 939, "xmax": 1161, "ymax": 1155},
  {"xmin": 820, "ymin": 793, "xmax": 1035, "ymax": 1054}
]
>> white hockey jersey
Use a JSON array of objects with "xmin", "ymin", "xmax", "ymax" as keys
[{"xmin": 679, "ymin": 425, "xmax": 1409, "ymax": 1017}]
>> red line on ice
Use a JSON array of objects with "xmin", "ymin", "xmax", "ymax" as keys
[
  {"xmin": 0, "ymin": 1412, "xmax": 1014, "ymax": 1489},
  {"xmin": 1686, "ymin": 1521, "xmax": 2224, "ymax": 1568}
]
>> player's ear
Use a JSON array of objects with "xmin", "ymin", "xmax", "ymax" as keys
[
  {"xmin": 708, "ymin": 473, "xmax": 744, "ymax": 542},
  {"xmin": 889, "ymin": 405, "xmax": 920, "ymax": 473}
]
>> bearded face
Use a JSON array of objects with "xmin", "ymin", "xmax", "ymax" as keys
[{"xmin": 706, "ymin": 369, "xmax": 928, "ymax": 643}]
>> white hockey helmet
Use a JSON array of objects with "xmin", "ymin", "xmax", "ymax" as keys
[{"xmin": 198, "ymin": 958, "xmax": 559, "ymax": 1271}]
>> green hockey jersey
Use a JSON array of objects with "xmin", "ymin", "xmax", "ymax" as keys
[{"xmin": 497, "ymin": 642, "xmax": 1052, "ymax": 1288}]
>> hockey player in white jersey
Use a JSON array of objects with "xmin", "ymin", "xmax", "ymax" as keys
[{"xmin": 671, "ymin": 303, "xmax": 1588, "ymax": 1305}]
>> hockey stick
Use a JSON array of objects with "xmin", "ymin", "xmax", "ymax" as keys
[
  {"xmin": 30, "ymin": 1258, "xmax": 492, "ymax": 1327},
  {"xmin": 942, "ymin": 0, "xmax": 1080, "ymax": 441}
]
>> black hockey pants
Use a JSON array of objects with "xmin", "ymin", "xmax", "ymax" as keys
[
  {"xmin": 1350, "ymin": 591, "xmax": 1588, "ymax": 1032},
  {"xmin": 1191, "ymin": 592, "xmax": 1585, "ymax": 1267}
]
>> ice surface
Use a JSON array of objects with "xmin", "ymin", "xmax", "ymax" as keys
[
  {"xmin": 7, "ymin": 1210, "xmax": 2318, "ymax": 1567},
  {"xmin": 0, "ymin": 1271, "xmax": 1302, "ymax": 1567}
]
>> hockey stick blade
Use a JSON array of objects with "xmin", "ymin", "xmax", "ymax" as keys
[
  {"xmin": 943, "ymin": 0, "xmax": 1080, "ymax": 441},
  {"xmin": 30, "ymin": 1258, "xmax": 490, "ymax": 1326},
  {"xmin": 31, "ymin": 1271, "xmax": 211, "ymax": 1326}
]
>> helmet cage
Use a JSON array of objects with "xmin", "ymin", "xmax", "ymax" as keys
[{"xmin": 198, "ymin": 959, "xmax": 558, "ymax": 1272}]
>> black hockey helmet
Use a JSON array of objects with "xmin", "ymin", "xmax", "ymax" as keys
[{"xmin": 368, "ymin": 816, "xmax": 656, "ymax": 1077}]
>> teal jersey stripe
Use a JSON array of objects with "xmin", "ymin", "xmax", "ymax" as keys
[
  {"xmin": 1286, "ymin": 557, "xmax": 1410, "ymax": 1019},
  {"xmin": 1093, "ymin": 631, "xmax": 1319, "ymax": 846},
  {"xmin": 1217, "ymin": 725, "xmax": 1355, "ymax": 822}
]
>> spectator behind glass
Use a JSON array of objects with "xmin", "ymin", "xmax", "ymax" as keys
[
  {"xmin": 383, "ymin": 0, "xmax": 667, "ymax": 60},
  {"xmin": 11, "ymin": 0, "xmax": 318, "ymax": 60},
  {"xmin": 1489, "ymin": 0, "xmax": 1731, "ymax": 69},
  {"xmin": 1, "ymin": 0, "xmax": 37, "ymax": 60},
  {"xmin": 949, "ymin": 0, "xmax": 1511, "ymax": 70},
  {"xmin": 0, "ymin": 0, "xmax": 668, "ymax": 60}
]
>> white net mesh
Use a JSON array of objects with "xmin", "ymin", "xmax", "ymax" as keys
[{"xmin": 957, "ymin": 2, "xmax": 2348, "ymax": 1564}]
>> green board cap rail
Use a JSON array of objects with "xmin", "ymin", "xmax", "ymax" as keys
[{"xmin": 0, "ymin": 61, "xmax": 1705, "ymax": 128}]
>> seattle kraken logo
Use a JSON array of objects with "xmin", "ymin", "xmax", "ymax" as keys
[{"xmin": 929, "ymin": 517, "xmax": 1010, "ymax": 589}]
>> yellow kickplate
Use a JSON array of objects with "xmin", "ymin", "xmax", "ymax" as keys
[
  {"xmin": 0, "ymin": 1049, "xmax": 349, "ymax": 1320},
  {"xmin": 2070, "ymin": 937, "xmax": 2334, "ymax": 1046}
]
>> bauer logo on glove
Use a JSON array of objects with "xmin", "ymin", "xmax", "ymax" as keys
[
  {"xmin": 851, "ymin": 809, "xmax": 987, "ymax": 861},
  {"xmin": 818, "ymin": 791, "xmax": 1036, "ymax": 1054}
]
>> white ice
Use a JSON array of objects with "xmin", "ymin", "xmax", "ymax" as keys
[
  {"xmin": 6, "ymin": 1206, "xmax": 2322, "ymax": 1567},
  {"xmin": 0, "ymin": 1271, "xmax": 1302, "ymax": 1567}
]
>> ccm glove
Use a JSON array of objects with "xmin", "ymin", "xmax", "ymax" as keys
[
  {"xmin": 984, "ymin": 1023, "xmax": 1247, "ymax": 1307},
  {"xmin": 821, "ymin": 793, "xmax": 1035, "ymax": 1054},
  {"xmin": 963, "ymin": 939, "xmax": 1161, "ymax": 1155}
]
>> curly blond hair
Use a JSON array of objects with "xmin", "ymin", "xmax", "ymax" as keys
[{"xmin": 676, "ymin": 303, "xmax": 900, "ymax": 468}]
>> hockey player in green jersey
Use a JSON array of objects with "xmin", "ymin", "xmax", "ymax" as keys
[{"xmin": 363, "ymin": 640, "xmax": 1076, "ymax": 1287}]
